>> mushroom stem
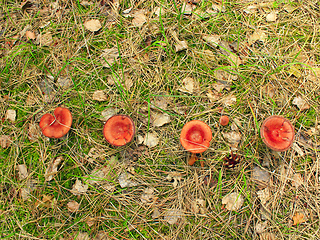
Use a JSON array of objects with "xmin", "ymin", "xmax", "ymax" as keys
[
  {"xmin": 199, "ymin": 153, "xmax": 204, "ymax": 167},
  {"xmin": 188, "ymin": 153, "xmax": 198, "ymax": 166}
]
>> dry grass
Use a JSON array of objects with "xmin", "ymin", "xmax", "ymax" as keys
[{"xmin": 1, "ymin": 0, "xmax": 320, "ymax": 239}]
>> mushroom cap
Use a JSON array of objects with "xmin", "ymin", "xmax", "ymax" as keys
[
  {"xmin": 219, "ymin": 115, "xmax": 229, "ymax": 126},
  {"xmin": 260, "ymin": 115, "xmax": 295, "ymax": 152},
  {"xmin": 39, "ymin": 107, "xmax": 72, "ymax": 138},
  {"xmin": 103, "ymin": 114, "xmax": 135, "ymax": 146},
  {"xmin": 180, "ymin": 120, "xmax": 212, "ymax": 154}
]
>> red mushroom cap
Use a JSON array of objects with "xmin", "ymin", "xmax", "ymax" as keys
[
  {"xmin": 39, "ymin": 107, "xmax": 72, "ymax": 139},
  {"xmin": 260, "ymin": 115, "xmax": 295, "ymax": 152},
  {"xmin": 219, "ymin": 115, "xmax": 229, "ymax": 126},
  {"xmin": 180, "ymin": 120, "xmax": 212, "ymax": 154},
  {"xmin": 103, "ymin": 114, "xmax": 135, "ymax": 146}
]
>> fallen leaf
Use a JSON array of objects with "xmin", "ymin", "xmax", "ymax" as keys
[
  {"xmin": 20, "ymin": 179, "xmax": 37, "ymax": 201},
  {"xmin": 57, "ymin": 76, "xmax": 73, "ymax": 89},
  {"xmin": 255, "ymin": 221, "xmax": 268, "ymax": 234},
  {"xmin": 203, "ymin": 35, "xmax": 221, "ymax": 47},
  {"xmin": 152, "ymin": 208, "xmax": 161, "ymax": 219},
  {"xmin": 0, "ymin": 135, "xmax": 12, "ymax": 148},
  {"xmin": 181, "ymin": 2, "xmax": 194, "ymax": 15},
  {"xmin": 292, "ymin": 96, "xmax": 310, "ymax": 111},
  {"xmin": 25, "ymin": 30, "xmax": 36, "ymax": 40},
  {"xmin": 84, "ymin": 19, "xmax": 102, "ymax": 32},
  {"xmin": 248, "ymin": 29, "xmax": 267, "ymax": 45},
  {"xmin": 35, "ymin": 195, "xmax": 54, "ymax": 208},
  {"xmin": 213, "ymin": 81, "xmax": 230, "ymax": 92},
  {"xmin": 28, "ymin": 123, "xmax": 41, "ymax": 142},
  {"xmin": 221, "ymin": 94, "xmax": 237, "ymax": 107},
  {"xmin": 93, "ymin": 90, "xmax": 108, "ymax": 101},
  {"xmin": 175, "ymin": 40, "xmax": 188, "ymax": 52},
  {"xmin": 244, "ymin": 5, "xmax": 257, "ymax": 14},
  {"xmin": 257, "ymin": 187, "xmax": 270, "ymax": 205},
  {"xmin": 259, "ymin": 232, "xmax": 276, "ymax": 240},
  {"xmin": 207, "ymin": 90, "xmax": 220, "ymax": 102},
  {"xmin": 153, "ymin": 113, "xmax": 171, "ymax": 127},
  {"xmin": 80, "ymin": 1, "xmax": 93, "ymax": 7},
  {"xmin": 191, "ymin": 198, "xmax": 206, "ymax": 214},
  {"xmin": 143, "ymin": 132, "xmax": 159, "ymax": 148},
  {"xmin": 118, "ymin": 171, "xmax": 138, "ymax": 188},
  {"xmin": 5, "ymin": 109, "xmax": 16, "ymax": 122},
  {"xmin": 166, "ymin": 172, "xmax": 182, "ymax": 188},
  {"xmin": 222, "ymin": 192, "xmax": 244, "ymax": 211},
  {"xmin": 36, "ymin": 32, "xmax": 53, "ymax": 46},
  {"xmin": 101, "ymin": 107, "xmax": 117, "ymax": 122},
  {"xmin": 222, "ymin": 131, "xmax": 241, "ymax": 150},
  {"xmin": 252, "ymin": 166, "xmax": 270, "ymax": 189},
  {"xmin": 292, "ymin": 142, "xmax": 305, "ymax": 156},
  {"xmin": 45, "ymin": 156, "xmax": 63, "ymax": 181},
  {"xmin": 85, "ymin": 217, "xmax": 95, "ymax": 227},
  {"xmin": 178, "ymin": 77, "xmax": 197, "ymax": 94},
  {"xmin": 287, "ymin": 65, "xmax": 301, "ymax": 78},
  {"xmin": 151, "ymin": 94, "xmax": 169, "ymax": 110},
  {"xmin": 292, "ymin": 211, "xmax": 307, "ymax": 225},
  {"xmin": 266, "ymin": 12, "xmax": 277, "ymax": 22},
  {"xmin": 132, "ymin": 11, "xmax": 147, "ymax": 27},
  {"xmin": 74, "ymin": 232, "xmax": 90, "ymax": 240},
  {"xmin": 17, "ymin": 164, "xmax": 28, "ymax": 181},
  {"xmin": 26, "ymin": 93, "xmax": 37, "ymax": 105},
  {"xmin": 214, "ymin": 69, "xmax": 238, "ymax": 82},
  {"xmin": 291, "ymin": 173, "xmax": 303, "ymax": 188},
  {"xmin": 100, "ymin": 47, "xmax": 119, "ymax": 68},
  {"xmin": 153, "ymin": 7, "xmax": 163, "ymax": 17},
  {"xmin": 67, "ymin": 201, "xmax": 80, "ymax": 213},
  {"xmin": 140, "ymin": 188, "xmax": 156, "ymax": 204},
  {"xmin": 71, "ymin": 179, "xmax": 88, "ymax": 195},
  {"xmin": 164, "ymin": 209, "xmax": 182, "ymax": 224}
]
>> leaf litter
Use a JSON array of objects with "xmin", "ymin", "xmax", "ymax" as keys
[
  {"xmin": 45, "ymin": 156, "xmax": 63, "ymax": 181},
  {"xmin": 222, "ymin": 192, "xmax": 244, "ymax": 211},
  {"xmin": 71, "ymin": 179, "xmax": 89, "ymax": 195}
]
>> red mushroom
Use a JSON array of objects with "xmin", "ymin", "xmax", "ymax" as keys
[
  {"xmin": 103, "ymin": 114, "xmax": 135, "ymax": 146},
  {"xmin": 180, "ymin": 120, "xmax": 212, "ymax": 166},
  {"xmin": 39, "ymin": 107, "xmax": 72, "ymax": 138},
  {"xmin": 260, "ymin": 115, "xmax": 295, "ymax": 151},
  {"xmin": 219, "ymin": 115, "xmax": 229, "ymax": 126}
]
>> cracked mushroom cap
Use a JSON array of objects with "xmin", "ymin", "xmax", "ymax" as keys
[
  {"xmin": 103, "ymin": 114, "xmax": 135, "ymax": 146},
  {"xmin": 180, "ymin": 120, "xmax": 212, "ymax": 154},
  {"xmin": 260, "ymin": 115, "xmax": 295, "ymax": 152},
  {"xmin": 39, "ymin": 107, "xmax": 72, "ymax": 138}
]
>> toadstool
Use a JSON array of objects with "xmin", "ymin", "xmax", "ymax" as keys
[
  {"xmin": 39, "ymin": 107, "xmax": 72, "ymax": 138},
  {"xmin": 180, "ymin": 120, "xmax": 212, "ymax": 165},
  {"xmin": 219, "ymin": 115, "xmax": 229, "ymax": 126},
  {"xmin": 103, "ymin": 114, "xmax": 135, "ymax": 146},
  {"xmin": 260, "ymin": 115, "xmax": 295, "ymax": 151}
]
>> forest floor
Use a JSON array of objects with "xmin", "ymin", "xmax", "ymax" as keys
[{"xmin": 1, "ymin": 0, "xmax": 320, "ymax": 239}]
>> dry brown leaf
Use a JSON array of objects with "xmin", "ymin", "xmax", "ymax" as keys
[
  {"xmin": 45, "ymin": 156, "xmax": 63, "ymax": 181},
  {"xmin": 292, "ymin": 143, "xmax": 305, "ymax": 156},
  {"xmin": 175, "ymin": 40, "xmax": 188, "ymax": 52},
  {"xmin": 292, "ymin": 96, "xmax": 310, "ymax": 111},
  {"xmin": 132, "ymin": 10, "xmax": 147, "ymax": 27},
  {"xmin": 26, "ymin": 93, "xmax": 37, "ymax": 105},
  {"xmin": 259, "ymin": 232, "xmax": 276, "ymax": 240},
  {"xmin": 84, "ymin": 19, "xmax": 102, "ymax": 32},
  {"xmin": 257, "ymin": 187, "xmax": 270, "ymax": 204},
  {"xmin": 101, "ymin": 107, "xmax": 117, "ymax": 122},
  {"xmin": 93, "ymin": 90, "xmax": 108, "ymax": 101},
  {"xmin": 143, "ymin": 132, "xmax": 159, "ymax": 148},
  {"xmin": 292, "ymin": 211, "xmax": 307, "ymax": 225},
  {"xmin": 244, "ymin": 5, "xmax": 258, "ymax": 14},
  {"xmin": 166, "ymin": 172, "xmax": 182, "ymax": 188},
  {"xmin": 35, "ymin": 195, "xmax": 54, "ymax": 208},
  {"xmin": 191, "ymin": 198, "xmax": 206, "ymax": 214},
  {"xmin": 252, "ymin": 166, "xmax": 270, "ymax": 189},
  {"xmin": 266, "ymin": 12, "xmax": 277, "ymax": 22},
  {"xmin": 36, "ymin": 32, "xmax": 53, "ymax": 46},
  {"xmin": 71, "ymin": 179, "xmax": 88, "ymax": 195},
  {"xmin": 151, "ymin": 94, "xmax": 169, "ymax": 110},
  {"xmin": 140, "ymin": 188, "xmax": 156, "ymax": 204},
  {"xmin": 248, "ymin": 29, "xmax": 267, "ymax": 45},
  {"xmin": 221, "ymin": 94, "xmax": 237, "ymax": 107},
  {"xmin": 17, "ymin": 164, "xmax": 28, "ymax": 181},
  {"xmin": 20, "ymin": 179, "xmax": 37, "ymax": 201},
  {"xmin": 5, "ymin": 109, "xmax": 16, "ymax": 122},
  {"xmin": 57, "ymin": 76, "xmax": 73, "ymax": 89},
  {"xmin": 213, "ymin": 81, "xmax": 230, "ymax": 92},
  {"xmin": 255, "ymin": 221, "xmax": 268, "ymax": 234},
  {"xmin": 203, "ymin": 35, "xmax": 220, "ymax": 47},
  {"xmin": 164, "ymin": 209, "xmax": 182, "ymax": 224},
  {"xmin": 25, "ymin": 30, "xmax": 36, "ymax": 40},
  {"xmin": 28, "ymin": 123, "xmax": 40, "ymax": 142},
  {"xmin": 118, "ymin": 171, "xmax": 138, "ymax": 188},
  {"xmin": 291, "ymin": 173, "xmax": 303, "ymax": 188},
  {"xmin": 152, "ymin": 113, "xmax": 171, "ymax": 127},
  {"xmin": 178, "ymin": 77, "xmax": 197, "ymax": 94},
  {"xmin": 100, "ymin": 47, "xmax": 119, "ymax": 68},
  {"xmin": 152, "ymin": 208, "xmax": 161, "ymax": 219},
  {"xmin": 181, "ymin": 2, "xmax": 194, "ymax": 15},
  {"xmin": 0, "ymin": 135, "xmax": 12, "ymax": 148},
  {"xmin": 67, "ymin": 200, "xmax": 80, "ymax": 212},
  {"xmin": 85, "ymin": 217, "xmax": 95, "ymax": 227},
  {"xmin": 214, "ymin": 69, "xmax": 238, "ymax": 82},
  {"xmin": 222, "ymin": 192, "xmax": 244, "ymax": 211},
  {"xmin": 222, "ymin": 131, "xmax": 241, "ymax": 150},
  {"xmin": 80, "ymin": 1, "xmax": 93, "ymax": 7},
  {"xmin": 207, "ymin": 90, "xmax": 220, "ymax": 102}
]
